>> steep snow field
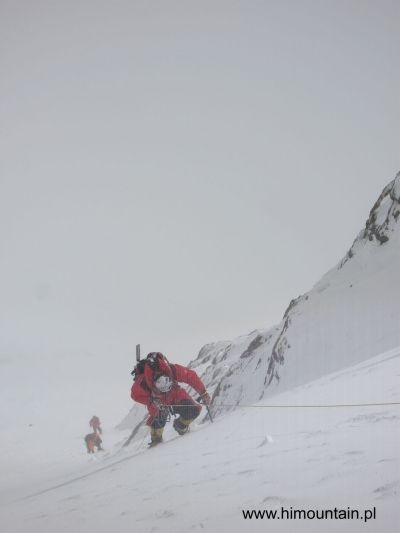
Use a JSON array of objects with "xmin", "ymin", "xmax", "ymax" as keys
[
  {"xmin": 1, "ymin": 175, "xmax": 399, "ymax": 533},
  {"xmin": 189, "ymin": 176, "xmax": 400, "ymax": 413},
  {"xmin": 1, "ymin": 347, "xmax": 398, "ymax": 533}
]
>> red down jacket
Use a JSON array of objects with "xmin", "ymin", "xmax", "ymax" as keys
[{"xmin": 131, "ymin": 360, "xmax": 206, "ymax": 419}]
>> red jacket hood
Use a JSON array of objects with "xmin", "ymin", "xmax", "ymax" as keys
[{"xmin": 143, "ymin": 357, "xmax": 173, "ymax": 390}]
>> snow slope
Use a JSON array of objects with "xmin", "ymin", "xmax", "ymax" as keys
[
  {"xmin": 1, "ymin": 347, "xmax": 399, "ymax": 533},
  {"xmin": 190, "ymin": 173, "xmax": 400, "ymax": 414},
  {"xmin": 1, "ymin": 174, "xmax": 399, "ymax": 532},
  {"xmin": 118, "ymin": 173, "xmax": 400, "ymax": 432}
]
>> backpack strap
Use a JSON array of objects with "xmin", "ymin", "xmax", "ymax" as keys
[
  {"xmin": 139, "ymin": 378, "xmax": 151, "ymax": 393},
  {"xmin": 169, "ymin": 364, "xmax": 177, "ymax": 381}
]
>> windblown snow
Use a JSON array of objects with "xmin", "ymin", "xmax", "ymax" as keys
[
  {"xmin": 1, "ymin": 349, "xmax": 399, "ymax": 533},
  {"xmin": 0, "ymin": 173, "xmax": 399, "ymax": 533}
]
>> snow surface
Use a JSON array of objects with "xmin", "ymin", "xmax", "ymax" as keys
[
  {"xmin": 1, "ymin": 175, "xmax": 399, "ymax": 532},
  {"xmin": 1, "ymin": 348, "xmax": 399, "ymax": 533},
  {"xmin": 190, "ymin": 174, "xmax": 400, "ymax": 413}
]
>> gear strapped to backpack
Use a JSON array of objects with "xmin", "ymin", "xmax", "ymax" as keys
[{"xmin": 131, "ymin": 352, "xmax": 177, "ymax": 392}]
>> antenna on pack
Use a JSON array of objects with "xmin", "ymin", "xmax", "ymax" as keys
[{"xmin": 136, "ymin": 344, "xmax": 141, "ymax": 362}]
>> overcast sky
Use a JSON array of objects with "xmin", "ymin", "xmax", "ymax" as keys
[{"xmin": 1, "ymin": 0, "xmax": 399, "ymax": 371}]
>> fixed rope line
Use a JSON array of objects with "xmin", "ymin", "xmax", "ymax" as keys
[
  {"xmin": 210, "ymin": 401, "xmax": 400, "ymax": 408},
  {"xmin": 165, "ymin": 401, "xmax": 400, "ymax": 409}
]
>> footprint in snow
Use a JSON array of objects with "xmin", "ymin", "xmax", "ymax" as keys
[
  {"xmin": 257, "ymin": 436, "xmax": 273, "ymax": 448},
  {"xmin": 34, "ymin": 513, "xmax": 49, "ymax": 520},
  {"xmin": 344, "ymin": 450, "xmax": 364, "ymax": 456},
  {"xmin": 305, "ymin": 442, "xmax": 328, "ymax": 450},
  {"xmin": 261, "ymin": 496, "xmax": 287, "ymax": 506},
  {"xmin": 61, "ymin": 494, "xmax": 81, "ymax": 502},
  {"xmin": 346, "ymin": 412, "xmax": 399, "ymax": 424},
  {"xmin": 373, "ymin": 480, "xmax": 400, "ymax": 500},
  {"xmin": 303, "ymin": 430, "xmax": 327, "ymax": 439},
  {"xmin": 155, "ymin": 510, "xmax": 174, "ymax": 519}
]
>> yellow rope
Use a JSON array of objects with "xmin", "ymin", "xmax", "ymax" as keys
[{"xmin": 167, "ymin": 401, "xmax": 400, "ymax": 409}]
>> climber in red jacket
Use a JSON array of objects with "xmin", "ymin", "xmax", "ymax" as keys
[
  {"xmin": 89, "ymin": 415, "xmax": 102, "ymax": 434},
  {"xmin": 131, "ymin": 352, "xmax": 211, "ymax": 446}
]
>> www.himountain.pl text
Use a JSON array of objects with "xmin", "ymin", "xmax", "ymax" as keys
[{"xmin": 242, "ymin": 506, "xmax": 376, "ymax": 522}]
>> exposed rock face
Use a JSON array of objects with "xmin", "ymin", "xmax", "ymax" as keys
[
  {"xmin": 340, "ymin": 173, "xmax": 400, "ymax": 266},
  {"xmin": 188, "ymin": 172, "xmax": 400, "ymax": 419},
  {"xmin": 119, "ymin": 173, "xmax": 400, "ymax": 430}
]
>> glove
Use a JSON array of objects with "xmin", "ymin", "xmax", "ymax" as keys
[{"xmin": 199, "ymin": 391, "xmax": 211, "ymax": 405}]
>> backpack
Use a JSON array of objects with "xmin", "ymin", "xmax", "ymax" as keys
[{"xmin": 131, "ymin": 352, "xmax": 177, "ymax": 383}]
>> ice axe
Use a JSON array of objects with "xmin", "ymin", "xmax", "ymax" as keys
[
  {"xmin": 136, "ymin": 343, "xmax": 141, "ymax": 362},
  {"xmin": 197, "ymin": 395, "xmax": 214, "ymax": 423}
]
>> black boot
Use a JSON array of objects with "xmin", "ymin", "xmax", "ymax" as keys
[{"xmin": 173, "ymin": 417, "xmax": 191, "ymax": 435}]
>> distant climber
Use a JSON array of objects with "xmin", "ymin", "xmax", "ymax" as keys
[
  {"xmin": 89, "ymin": 415, "xmax": 102, "ymax": 434},
  {"xmin": 84, "ymin": 432, "xmax": 103, "ymax": 453},
  {"xmin": 131, "ymin": 352, "xmax": 211, "ymax": 447}
]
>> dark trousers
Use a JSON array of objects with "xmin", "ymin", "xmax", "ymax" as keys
[{"xmin": 151, "ymin": 399, "xmax": 201, "ymax": 429}]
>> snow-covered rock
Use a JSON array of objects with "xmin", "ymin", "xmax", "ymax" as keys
[{"xmin": 189, "ymin": 172, "xmax": 400, "ymax": 417}]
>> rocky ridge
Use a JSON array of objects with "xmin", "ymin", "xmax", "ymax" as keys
[{"xmin": 190, "ymin": 172, "xmax": 400, "ymax": 419}]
